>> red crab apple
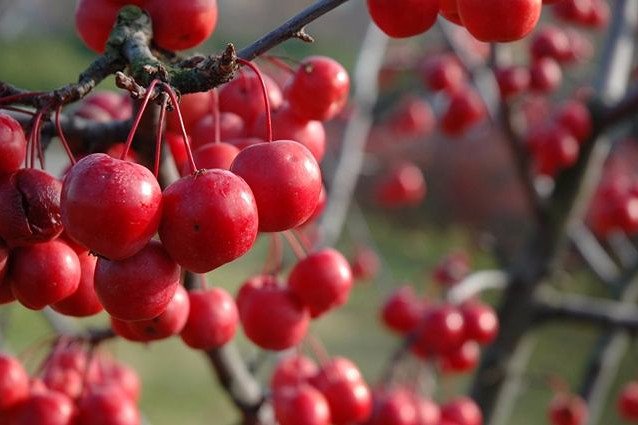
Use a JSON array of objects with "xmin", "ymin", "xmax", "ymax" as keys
[
  {"xmin": 440, "ymin": 87, "xmax": 485, "ymax": 136},
  {"xmin": 548, "ymin": 393, "xmax": 587, "ymax": 425},
  {"xmin": 350, "ymin": 246, "xmax": 380, "ymax": 281},
  {"xmin": 166, "ymin": 91, "xmax": 214, "ymax": 133},
  {"xmin": 274, "ymin": 384, "xmax": 331, "ymax": 425},
  {"xmin": 381, "ymin": 285, "xmax": 426, "ymax": 333},
  {"xmin": 79, "ymin": 91, "xmax": 132, "ymax": 121},
  {"xmin": 496, "ymin": 66, "xmax": 531, "ymax": 99},
  {"xmin": 368, "ymin": 389, "xmax": 418, "ymax": 425},
  {"xmin": 288, "ymin": 249, "xmax": 353, "ymax": 318},
  {"xmin": 180, "ymin": 287, "xmax": 238, "ymax": 349},
  {"xmin": 10, "ymin": 240, "xmax": 81, "ymax": 310},
  {"xmin": 237, "ymin": 275, "xmax": 309, "ymax": 350},
  {"xmin": 252, "ymin": 107, "xmax": 326, "ymax": 162},
  {"xmin": 555, "ymin": 100, "xmax": 592, "ymax": 143},
  {"xmin": 0, "ymin": 353, "xmax": 29, "ymax": 411},
  {"xmin": 441, "ymin": 397, "xmax": 483, "ymax": 425},
  {"xmin": 420, "ymin": 54, "xmax": 465, "ymax": 93},
  {"xmin": 94, "ymin": 240, "xmax": 180, "ymax": 321},
  {"xmin": 51, "ymin": 250, "xmax": 103, "ymax": 317},
  {"xmin": 461, "ymin": 301, "xmax": 499, "ymax": 345},
  {"xmin": 528, "ymin": 124, "xmax": 579, "ymax": 177},
  {"xmin": 313, "ymin": 373, "xmax": 372, "ymax": 425},
  {"xmin": 530, "ymin": 26, "xmax": 572, "ymax": 62},
  {"xmin": 220, "ymin": 72, "xmax": 283, "ymax": 128},
  {"xmin": 144, "ymin": 0, "xmax": 218, "ymax": 51},
  {"xmin": 366, "ymin": 0, "xmax": 439, "ymax": 38},
  {"xmin": 190, "ymin": 112, "xmax": 245, "ymax": 150},
  {"xmin": 375, "ymin": 162, "xmax": 426, "ymax": 208},
  {"xmin": 530, "ymin": 58, "xmax": 563, "ymax": 93},
  {"xmin": 415, "ymin": 397, "xmax": 441, "ymax": 425},
  {"xmin": 12, "ymin": 389, "xmax": 76, "ymax": 425},
  {"xmin": 159, "ymin": 169, "xmax": 258, "ymax": 273},
  {"xmin": 457, "ymin": 0, "xmax": 541, "ymax": 42},
  {"xmin": 0, "ymin": 168, "xmax": 63, "ymax": 247},
  {"xmin": 286, "ymin": 56, "xmax": 350, "ymax": 122},
  {"xmin": 413, "ymin": 305, "xmax": 465, "ymax": 357},
  {"xmin": 76, "ymin": 385, "xmax": 140, "ymax": 425},
  {"xmin": 75, "ymin": 0, "xmax": 122, "ymax": 53},
  {"xmin": 618, "ymin": 381, "xmax": 638, "ymax": 421},
  {"xmin": 440, "ymin": 0, "xmax": 463, "ymax": 25},
  {"xmin": 310, "ymin": 357, "xmax": 363, "ymax": 388},
  {"xmin": 0, "ymin": 113, "xmax": 27, "ymax": 175},
  {"xmin": 271, "ymin": 355, "xmax": 319, "ymax": 391},
  {"xmin": 187, "ymin": 142, "xmax": 241, "ymax": 174},
  {"xmin": 128, "ymin": 284, "xmax": 190, "ymax": 341},
  {"xmin": 61, "ymin": 153, "xmax": 162, "ymax": 260},
  {"xmin": 230, "ymin": 140, "xmax": 322, "ymax": 232},
  {"xmin": 387, "ymin": 96, "xmax": 435, "ymax": 139},
  {"xmin": 440, "ymin": 340, "xmax": 480, "ymax": 373}
]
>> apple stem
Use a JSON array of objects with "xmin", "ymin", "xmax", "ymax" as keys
[
  {"xmin": 121, "ymin": 79, "xmax": 160, "ymax": 162},
  {"xmin": 55, "ymin": 105, "xmax": 77, "ymax": 165},
  {"xmin": 0, "ymin": 91, "xmax": 45, "ymax": 105},
  {"xmin": 303, "ymin": 333, "xmax": 331, "ymax": 367},
  {"xmin": 211, "ymin": 88, "xmax": 221, "ymax": 144},
  {"xmin": 26, "ymin": 110, "xmax": 45, "ymax": 169},
  {"xmin": 236, "ymin": 58, "xmax": 273, "ymax": 143},
  {"xmin": 283, "ymin": 230, "xmax": 307, "ymax": 259},
  {"xmin": 153, "ymin": 94, "xmax": 169, "ymax": 178},
  {"xmin": 262, "ymin": 233, "xmax": 283, "ymax": 275},
  {"xmin": 0, "ymin": 106, "xmax": 36, "ymax": 116},
  {"xmin": 292, "ymin": 228, "xmax": 313, "ymax": 252},
  {"xmin": 160, "ymin": 83, "xmax": 198, "ymax": 175},
  {"xmin": 263, "ymin": 55, "xmax": 296, "ymax": 75}
]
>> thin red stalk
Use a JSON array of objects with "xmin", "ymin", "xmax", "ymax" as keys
[
  {"xmin": 160, "ymin": 83, "xmax": 198, "ymax": 174},
  {"xmin": 283, "ymin": 230, "xmax": 307, "ymax": 259},
  {"xmin": 236, "ymin": 58, "xmax": 273, "ymax": 143},
  {"xmin": 35, "ymin": 114, "xmax": 46, "ymax": 169},
  {"xmin": 0, "ymin": 106, "xmax": 35, "ymax": 116},
  {"xmin": 199, "ymin": 274, "xmax": 208, "ymax": 290},
  {"xmin": 212, "ymin": 88, "xmax": 221, "ymax": 144},
  {"xmin": 27, "ymin": 111, "xmax": 45, "ymax": 169},
  {"xmin": 303, "ymin": 334, "xmax": 331, "ymax": 367},
  {"xmin": 292, "ymin": 228, "xmax": 313, "ymax": 252},
  {"xmin": 262, "ymin": 233, "xmax": 284, "ymax": 275},
  {"xmin": 121, "ymin": 79, "xmax": 160, "ymax": 161},
  {"xmin": 0, "ymin": 91, "xmax": 45, "ymax": 105},
  {"xmin": 263, "ymin": 55, "xmax": 296, "ymax": 75},
  {"xmin": 55, "ymin": 106, "xmax": 77, "ymax": 165},
  {"xmin": 154, "ymin": 96, "xmax": 169, "ymax": 178}
]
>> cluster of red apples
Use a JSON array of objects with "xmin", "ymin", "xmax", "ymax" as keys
[
  {"xmin": 382, "ymin": 252, "xmax": 498, "ymax": 374},
  {"xmin": 269, "ymin": 352, "xmax": 483, "ymax": 425},
  {"xmin": 586, "ymin": 140, "xmax": 638, "ymax": 238},
  {"xmin": 367, "ymin": 0, "xmax": 606, "ymax": 42},
  {"xmin": 0, "ymin": 43, "xmax": 352, "ymax": 356},
  {"xmin": 0, "ymin": 345, "xmax": 141, "ymax": 425}
]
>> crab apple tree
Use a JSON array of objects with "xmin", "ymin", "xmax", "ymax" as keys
[{"xmin": 1, "ymin": 0, "xmax": 638, "ymax": 425}]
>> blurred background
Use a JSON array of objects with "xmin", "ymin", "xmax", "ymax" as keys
[{"xmin": 1, "ymin": 1, "xmax": 638, "ymax": 424}]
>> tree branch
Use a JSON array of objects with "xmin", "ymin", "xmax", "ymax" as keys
[
  {"xmin": 318, "ymin": 23, "xmax": 389, "ymax": 247},
  {"xmin": 205, "ymin": 346, "xmax": 268, "ymax": 425},
  {"xmin": 445, "ymin": 270, "xmax": 509, "ymax": 304},
  {"xmin": 236, "ymin": 0, "xmax": 352, "ymax": 61},
  {"xmin": 534, "ymin": 289, "xmax": 638, "ymax": 331}
]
